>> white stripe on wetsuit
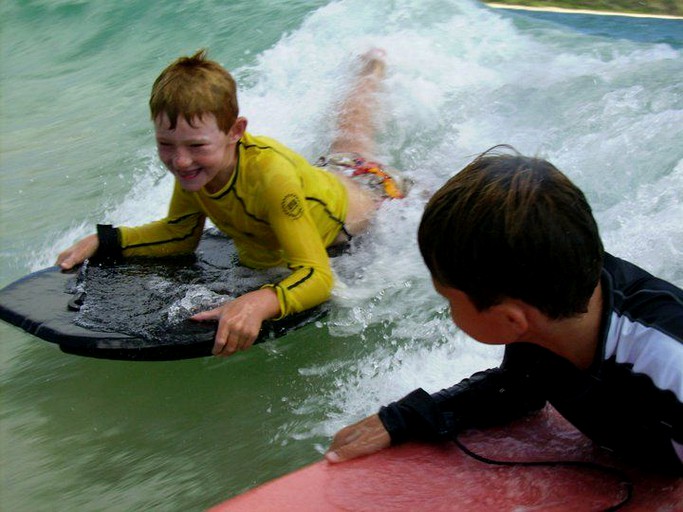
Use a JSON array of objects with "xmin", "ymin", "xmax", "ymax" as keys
[{"xmin": 604, "ymin": 311, "xmax": 683, "ymax": 462}]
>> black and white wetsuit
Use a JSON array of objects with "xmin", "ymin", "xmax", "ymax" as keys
[{"xmin": 379, "ymin": 253, "xmax": 683, "ymax": 473}]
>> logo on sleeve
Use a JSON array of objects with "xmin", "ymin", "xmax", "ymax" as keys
[{"xmin": 282, "ymin": 194, "xmax": 303, "ymax": 219}]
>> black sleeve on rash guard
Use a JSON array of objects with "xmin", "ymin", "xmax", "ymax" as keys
[
  {"xmin": 92, "ymin": 224, "xmax": 124, "ymax": 265},
  {"xmin": 378, "ymin": 388, "xmax": 449, "ymax": 445},
  {"xmin": 378, "ymin": 346, "xmax": 548, "ymax": 444}
]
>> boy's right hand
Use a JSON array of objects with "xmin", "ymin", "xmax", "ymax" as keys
[
  {"xmin": 56, "ymin": 234, "xmax": 99, "ymax": 270},
  {"xmin": 325, "ymin": 414, "xmax": 391, "ymax": 463}
]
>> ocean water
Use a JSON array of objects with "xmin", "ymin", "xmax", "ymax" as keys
[
  {"xmin": 501, "ymin": 7, "xmax": 683, "ymax": 48},
  {"xmin": 1, "ymin": 1, "xmax": 681, "ymax": 510}
]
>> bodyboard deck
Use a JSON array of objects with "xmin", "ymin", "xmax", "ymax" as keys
[
  {"xmin": 0, "ymin": 231, "xmax": 325, "ymax": 360},
  {"xmin": 210, "ymin": 407, "xmax": 682, "ymax": 511}
]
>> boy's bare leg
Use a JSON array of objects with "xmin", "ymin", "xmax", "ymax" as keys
[
  {"xmin": 330, "ymin": 48, "xmax": 387, "ymax": 157},
  {"xmin": 331, "ymin": 49, "xmax": 387, "ymax": 241}
]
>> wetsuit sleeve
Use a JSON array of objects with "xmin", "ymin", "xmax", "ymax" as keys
[
  {"xmin": 378, "ymin": 344, "xmax": 547, "ymax": 444},
  {"xmin": 259, "ymin": 169, "xmax": 334, "ymax": 318},
  {"xmin": 115, "ymin": 182, "xmax": 206, "ymax": 258}
]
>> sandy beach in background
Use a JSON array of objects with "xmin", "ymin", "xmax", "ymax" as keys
[{"xmin": 486, "ymin": 2, "xmax": 683, "ymax": 19}]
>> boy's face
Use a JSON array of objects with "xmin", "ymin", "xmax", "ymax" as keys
[
  {"xmin": 432, "ymin": 279, "xmax": 520, "ymax": 345},
  {"xmin": 154, "ymin": 112, "xmax": 242, "ymax": 194}
]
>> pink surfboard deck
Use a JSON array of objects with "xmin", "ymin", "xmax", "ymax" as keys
[{"xmin": 210, "ymin": 407, "xmax": 681, "ymax": 512}]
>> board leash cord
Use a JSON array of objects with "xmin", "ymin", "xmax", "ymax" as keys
[{"xmin": 452, "ymin": 436, "xmax": 633, "ymax": 512}]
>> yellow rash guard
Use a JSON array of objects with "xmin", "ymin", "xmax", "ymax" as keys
[{"xmin": 116, "ymin": 132, "xmax": 349, "ymax": 318}]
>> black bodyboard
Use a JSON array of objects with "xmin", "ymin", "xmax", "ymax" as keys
[{"xmin": 0, "ymin": 231, "xmax": 326, "ymax": 360}]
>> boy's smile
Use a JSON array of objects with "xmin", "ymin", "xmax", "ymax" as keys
[{"xmin": 154, "ymin": 113, "xmax": 245, "ymax": 194}]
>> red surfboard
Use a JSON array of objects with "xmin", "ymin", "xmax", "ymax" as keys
[{"xmin": 210, "ymin": 406, "xmax": 681, "ymax": 511}]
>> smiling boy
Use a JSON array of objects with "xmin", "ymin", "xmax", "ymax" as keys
[{"xmin": 57, "ymin": 49, "xmax": 410, "ymax": 356}]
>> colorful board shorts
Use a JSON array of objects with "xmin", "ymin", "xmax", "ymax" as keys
[{"xmin": 315, "ymin": 153, "xmax": 412, "ymax": 199}]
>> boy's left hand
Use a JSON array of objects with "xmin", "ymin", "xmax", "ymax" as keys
[{"xmin": 191, "ymin": 288, "xmax": 281, "ymax": 356}]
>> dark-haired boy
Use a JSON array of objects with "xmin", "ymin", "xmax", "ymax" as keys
[{"xmin": 326, "ymin": 148, "xmax": 683, "ymax": 473}]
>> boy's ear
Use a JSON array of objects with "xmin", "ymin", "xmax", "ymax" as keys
[
  {"xmin": 230, "ymin": 117, "xmax": 247, "ymax": 143},
  {"xmin": 492, "ymin": 302, "xmax": 529, "ymax": 339}
]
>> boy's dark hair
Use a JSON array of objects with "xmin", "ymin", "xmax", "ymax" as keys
[{"xmin": 418, "ymin": 146, "xmax": 604, "ymax": 319}]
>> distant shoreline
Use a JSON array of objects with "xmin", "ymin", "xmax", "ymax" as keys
[{"xmin": 485, "ymin": 2, "xmax": 683, "ymax": 20}]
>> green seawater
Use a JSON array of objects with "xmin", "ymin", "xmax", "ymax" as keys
[{"xmin": 1, "ymin": 1, "xmax": 682, "ymax": 510}]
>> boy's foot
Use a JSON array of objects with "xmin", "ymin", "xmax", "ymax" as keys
[{"xmin": 358, "ymin": 48, "xmax": 387, "ymax": 79}]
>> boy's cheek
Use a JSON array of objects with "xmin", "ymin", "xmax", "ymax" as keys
[{"xmin": 156, "ymin": 149, "xmax": 172, "ymax": 166}]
